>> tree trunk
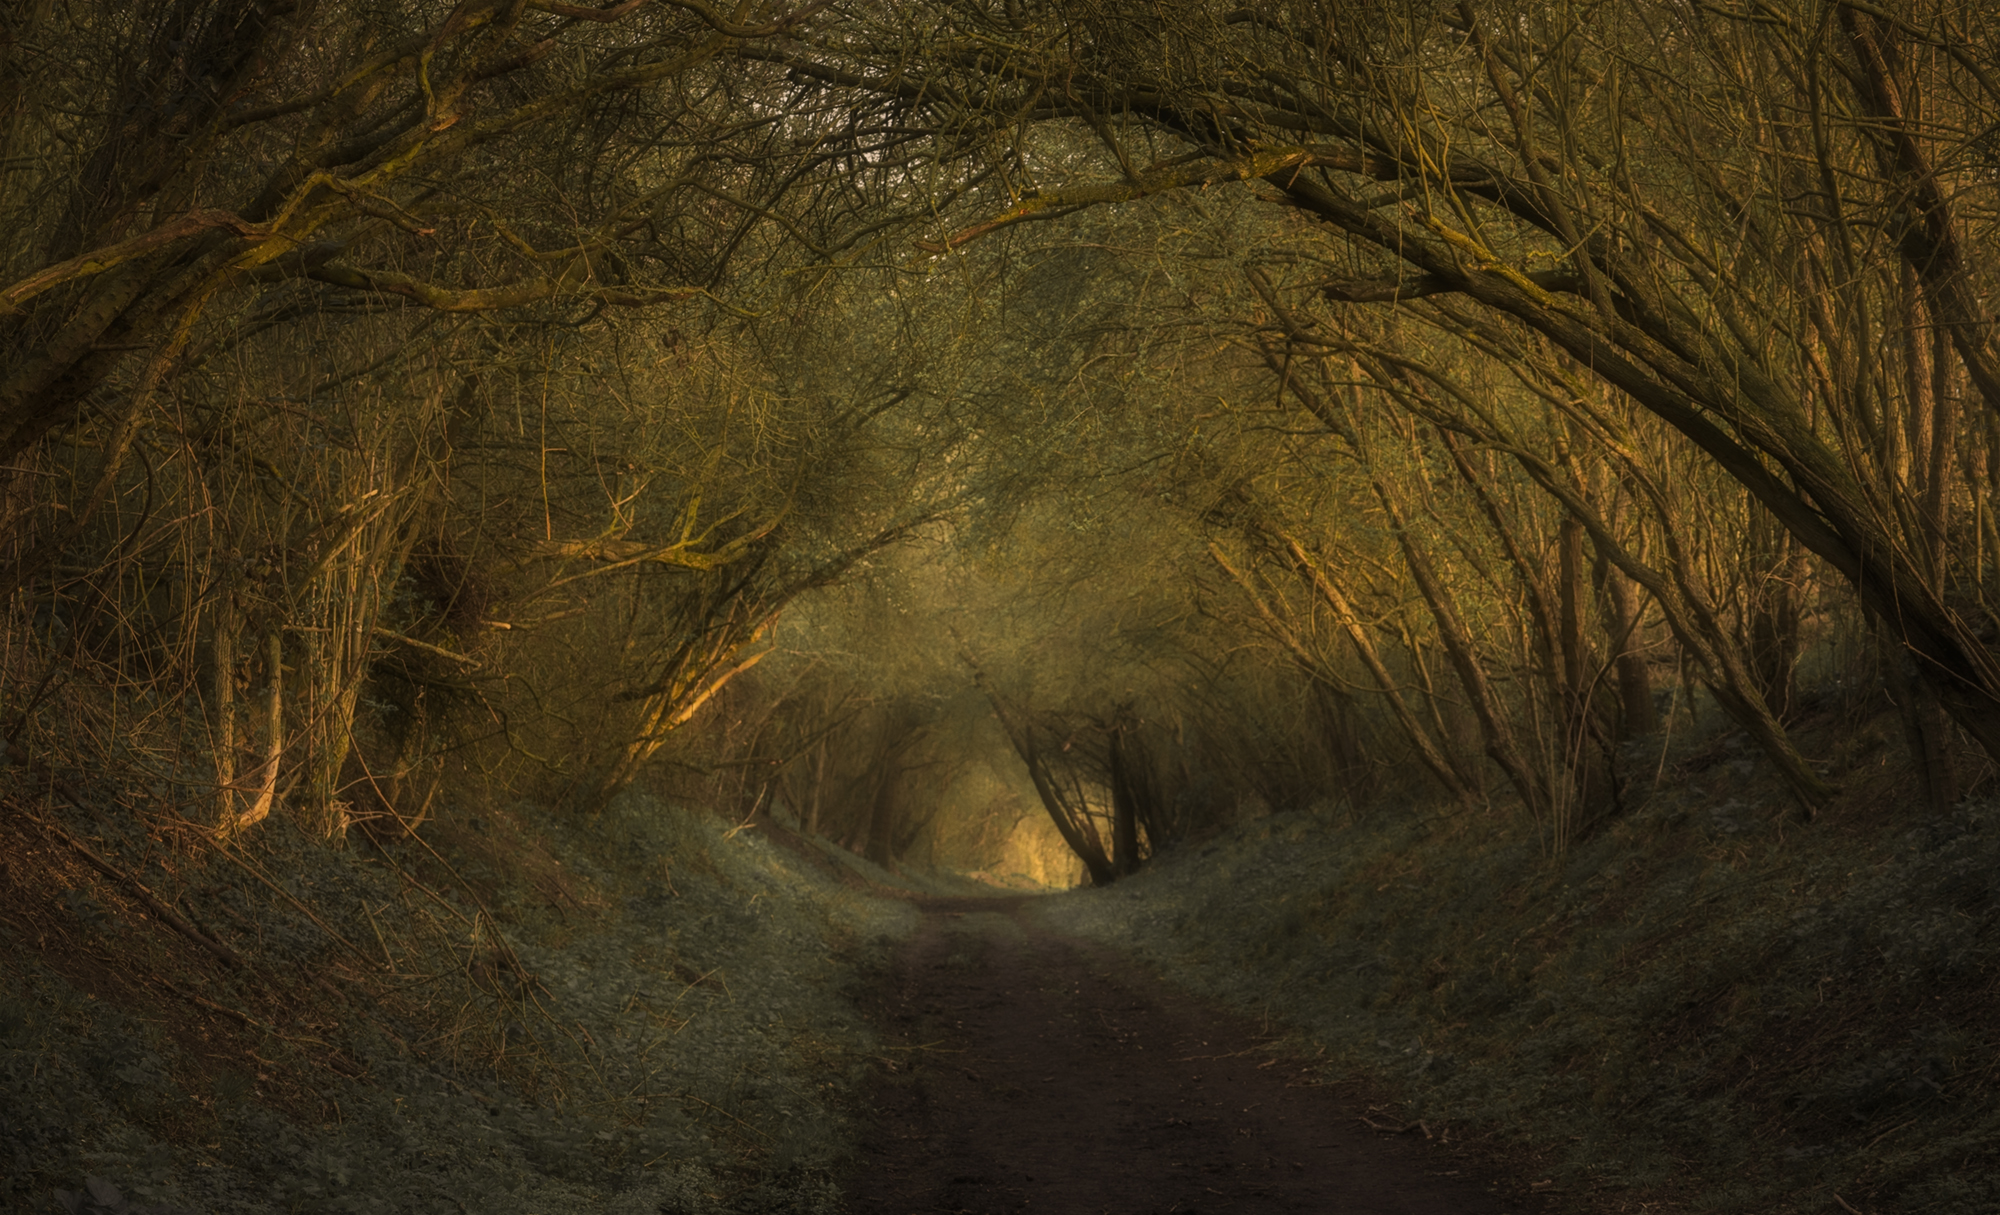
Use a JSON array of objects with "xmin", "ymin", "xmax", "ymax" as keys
[
  {"xmin": 1108, "ymin": 730, "xmax": 1142, "ymax": 877},
  {"xmin": 1881, "ymin": 631, "xmax": 1960, "ymax": 816},
  {"xmin": 1237, "ymin": 537, "xmax": 1480, "ymax": 810},
  {"xmin": 805, "ymin": 739, "xmax": 827, "ymax": 836},
  {"xmin": 1404, "ymin": 395, "xmax": 1835, "ymax": 812},
  {"xmin": 1018, "ymin": 735, "xmax": 1116, "ymax": 887},
  {"xmin": 1594, "ymin": 553, "xmax": 1658, "ymax": 738},
  {"xmin": 1372, "ymin": 485, "xmax": 1552, "ymax": 823},
  {"xmin": 1558, "ymin": 515, "xmax": 1589, "ymax": 706},
  {"xmin": 233, "ymin": 629, "xmax": 284, "ymax": 835},
  {"xmin": 1745, "ymin": 507, "xmax": 1803, "ymax": 725},
  {"xmin": 1439, "ymin": 430, "xmax": 1562, "ymax": 696},
  {"xmin": 863, "ymin": 771, "xmax": 898, "ymax": 868},
  {"xmin": 211, "ymin": 584, "xmax": 237, "ymax": 830},
  {"xmin": 965, "ymin": 659, "xmax": 1117, "ymax": 886}
]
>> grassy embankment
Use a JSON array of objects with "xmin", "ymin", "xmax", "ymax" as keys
[
  {"xmin": 0, "ymin": 785, "xmax": 929, "ymax": 1215},
  {"xmin": 1043, "ymin": 709, "xmax": 1999, "ymax": 1214}
]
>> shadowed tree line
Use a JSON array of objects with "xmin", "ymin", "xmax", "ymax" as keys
[
  {"xmin": 0, "ymin": 0, "xmax": 972, "ymax": 833},
  {"xmin": 3, "ymin": 0, "xmax": 1997, "ymax": 874},
  {"xmin": 728, "ymin": 0, "xmax": 1998, "ymax": 873}
]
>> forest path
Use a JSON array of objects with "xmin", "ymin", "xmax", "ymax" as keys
[{"xmin": 845, "ymin": 895, "xmax": 1531, "ymax": 1215}]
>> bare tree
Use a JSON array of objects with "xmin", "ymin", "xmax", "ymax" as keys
[{"xmin": 781, "ymin": 0, "xmax": 2000, "ymax": 771}]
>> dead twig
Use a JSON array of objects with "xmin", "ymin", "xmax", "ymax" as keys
[
  {"xmin": 164, "ymin": 814, "xmax": 382, "ymax": 972},
  {"xmin": 30, "ymin": 805, "xmax": 243, "ymax": 968},
  {"xmin": 1357, "ymin": 1115, "xmax": 1431, "ymax": 1137}
]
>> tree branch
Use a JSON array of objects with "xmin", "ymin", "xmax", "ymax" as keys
[
  {"xmin": 306, "ymin": 260, "xmax": 700, "ymax": 311},
  {"xmin": 1320, "ymin": 269, "xmax": 1583, "ymax": 304}
]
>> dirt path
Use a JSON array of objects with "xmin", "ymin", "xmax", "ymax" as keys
[{"xmin": 845, "ymin": 897, "xmax": 1539, "ymax": 1215}]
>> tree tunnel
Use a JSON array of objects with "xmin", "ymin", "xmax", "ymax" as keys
[{"xmin": 4, "ymin": 2, "xmax": 1998, "ymax": 1211}]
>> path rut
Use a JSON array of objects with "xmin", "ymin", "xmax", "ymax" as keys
[{"xmin": 846, "ymin": 896, "xmax": 1540, "ymax": 1215}]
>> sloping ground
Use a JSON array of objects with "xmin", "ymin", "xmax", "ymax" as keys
[
  {"xmin": 7, "ymin": 713, "xmax": 1993, "ymax": 1215},
  {"xmin": 1040, "ymin": 753, "xmax": 2000, "ymax": 1213},
  {"xmin": 0, "ymin": 785, "xmax": 917, "ymax": 1215}
]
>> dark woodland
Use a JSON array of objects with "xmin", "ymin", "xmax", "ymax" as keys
[{"xmin": 2, "ymin": 1, "xmax": 1998, "ymax": 1211}]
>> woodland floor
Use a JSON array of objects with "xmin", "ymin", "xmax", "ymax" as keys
[{"xmin": 846, "ymin": 896, "xmax": 1560, "ymax": 1215}]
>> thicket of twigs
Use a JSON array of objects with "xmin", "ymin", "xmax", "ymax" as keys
[
  {"xmin": 730, "ymin": 0, "xmax": 2000, "ymax": 867},
  {"xmin": 4, "ymin": 0, "xmax": 1996, "ymax": 872},
  {"xmin": 2, "ymin": 3, "xmax": 1998, "ymax": 1208}
]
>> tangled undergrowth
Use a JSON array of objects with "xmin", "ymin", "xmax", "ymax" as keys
[
  {"xmin": 0, "ymin": 778, "xmax": 921, "ymax": 1215},
  {"xmin": 1042, "ymin": 711, "xmax": 1999, "ymax": 1215}
]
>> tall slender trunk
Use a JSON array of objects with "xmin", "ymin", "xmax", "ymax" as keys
[
  {"xmin": 1594, "ymin": 554, "xmax": 1658, "ymax": 738},
  {"xmin": 1226, "ymin": 538, "xmax": 1479, "ymax": 809},
  {"xmin": 1924, "ymin": 313, "xmax": 1956, "ymax": 559},
  {"xmin": 211, "ymin": 582, "xmax": 237, "ymax": 829},
  {"xmin": 1881, "ymin": 631, "xmax": 1960, "ymax": 815},
  {"xmin": 863, "ymin": 770, "xmax": 898, "ymax": 868},
  {"xmin": 965, "ymin": 658, "xmax": 1117, "ymax": 886},
  {"xmin": 1373, "ymin": 484, "xmax": 1551, "ymax": 822},
  {"xmin": 1558, "ymin": 515, "xmax": 1589, "ymax": 705},
  {"xmin": 805, "ymin": 739, "xmax": 827, "ymax": 835},
  {"xmin": 1423, "ymin": 404, "xmax": 1834, "ymax": 811},
  {"xmin": 233, "ymin": 629, "xmax": 284, "ymax": 835},
  {"xmin": 1745, "ymin": 506, "xmax": 1803, "ymax": 725},
  {"xmin": 1108, "ymin": 730, "xmax": 1141, "ymax": 876},
  {"xmin": 1439, "ymin": 431, "xmax": 1561, "ymax": 691}
]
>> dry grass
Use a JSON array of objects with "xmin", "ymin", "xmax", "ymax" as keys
[
  {"xmin": 0, "ymin": 760, "xmax": 918, "ymax": 1215},
  {"xmin": 1041, "ymin": 705, "xmax": 2000, "ymax": 1214}
]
